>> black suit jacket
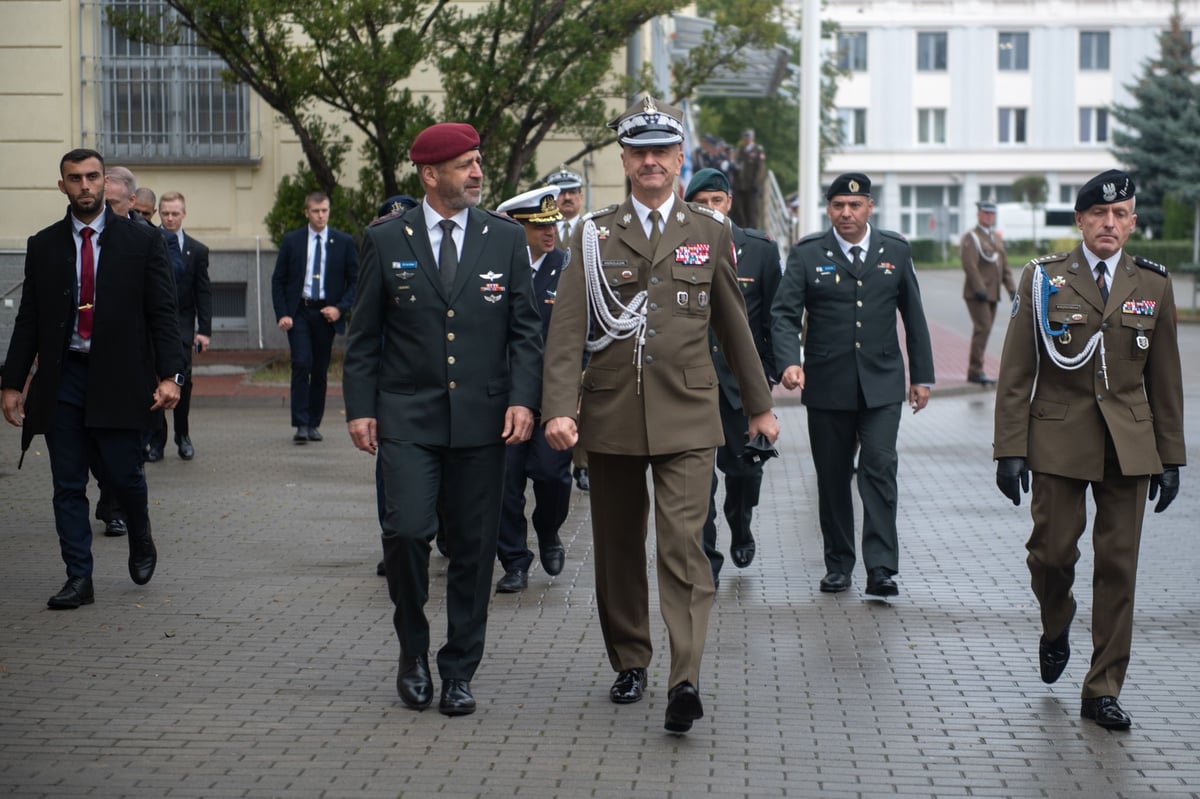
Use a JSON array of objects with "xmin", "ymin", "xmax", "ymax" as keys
[
  {"xmin": 531, "ymin": 247, "xmax": 567, "ymax": 339},
  {"xmin": 711, "ymin": 225, "xmax": 781, "ymax": 410},
  {"xmin": 171, "ymin": 231, "xmax": 212, "ymax": 340},
  {"xmin": 343, "ymin": 205, "xmax": 544, "ymax": 449},
  {"xmin": 1, "ymin": 208, "xmax": 182, "ymax": 439},
  {"xmin": 772, "ymin": 226, "xmax": 935, "ymax": 410},
  {"xmin": 271, "ymin": 225, "xmax": 358, "ymax": 334}
]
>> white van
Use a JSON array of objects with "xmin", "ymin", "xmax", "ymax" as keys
[{"xmin": 992, "ymin": 202, "xmax": 1079, "ymax": 244}]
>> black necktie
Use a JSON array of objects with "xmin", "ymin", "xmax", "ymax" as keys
[
  {"xmin": 166, "ymin": 232, "xmax": 183, "ymax": 278},
  {"xmin": 438, "ymin": 220, "xmax": 458, "ymax": 294},
  {"xmin": 1096, "ymin": 261, "xmax": 1109, "ymax": 303},
  {"xmin": 311, "ymin": 234, "xmax": 323, "ymax": 300},
  {"xmin": 849, "ymin": 244, "xmax": 864, "ymax": 269}
]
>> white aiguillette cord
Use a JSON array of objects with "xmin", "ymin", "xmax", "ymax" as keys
[
  {"xmin": 581, "ymin": 218, "xmax": 649, "ymax": 394},
  {"xmin": 1032, "ymin": 263, "xmax": 1107, "ymax": 389}
]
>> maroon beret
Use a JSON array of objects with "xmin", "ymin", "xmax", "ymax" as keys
[{"xmin": 409, "ymin": 123, "xmax": 481, "ymax": 165}]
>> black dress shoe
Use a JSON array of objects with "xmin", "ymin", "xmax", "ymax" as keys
[
  {"xmin": 439, "ymin": 679, "xmax": 476, "ymax": 716},
  {"xmin": 865, "ymin": 566, "xmax": 899, "ymax": 597},
  {"xmin": 396, "ymin": 654, "xmax": 433, "ymax": 710},
  {"xmin": 1039, "ymin": 623, "xmax": 1071, "ymax": 684},
  {"xmin": 104, "ymin": 518, "xmax": 128, "ymax": 537},
  {"xmin": 47, "ymin": 576, "xmax": 94, "ymax": 610},
  {"xmin": 573, "ymin": 467, "xmax": 590, "ymax": 492},
  {"xmin": 610, "ymin": 668, "xmax": 647, "ymax": 704},
  {"xmin": 376, "ymin": 560, "xmax": 386, "ymax": 577},
  {"xmin": 128, "ymin": 527, "xmax": 157, "ymax": 585},
  {"xmin": 1081, "ymin": 696, "xmax": 1132, "ymax": 730},
  {"xmin": 495, "ymin": 568, "xmax": 528, "ymax": 593},
  {"xmin": 664, "ymin": 681, "xmax": 704, "ymax": 734},
  {"xmin": 306, "ymin": 427, "xmax": 323, "ymax": 442},
  {"xmin": 145, "ymin": 445, "xmax": 163, "ymax": 462},
  {"xmin": 177, "ymin": 436, "xmax": 194, "ymax": 460},
  {"xmin": 539, "ymin": 538, "xmax": 565, "ymax": 576},
  {"xmin": 730, "ymin": 537, "xmax": 756, "ymax": 569},
  {"xmin": 819, "ymin": 572, "xmax": 851, "ymax": 593},
  {"xmin": 293, "ymin": 427, "xmax": 308, "ymax": 444},
  {"xmin": 968, "ymin": 372, "xmax": 997, "ymax": 385}
]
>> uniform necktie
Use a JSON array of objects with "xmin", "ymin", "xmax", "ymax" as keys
[
  {"xmin": 648, "ymin": 209, "xmax": 662, "ymax": 256},
  {"xmin": 438, "ymin": 219, "xmax": 458, "ymax": 294},
  {"xmin": 78, "ymin": 227, "xmax": 95, "ymax": 339},
  {"xmin": 166, "ymin": 232, "xmax": 184, "ymax": 278},
  {"xmin": 311, "ymin": 234, "xmax": 323, "ymax": 300},
  {"xmin": 1096, "ymin": 261, "xmax": 1109, "ymax": 303},
  {"xmin": 849, "ymin": 244, "xmax": 864, "ymax": 269}
]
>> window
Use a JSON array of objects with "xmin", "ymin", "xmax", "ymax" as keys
[
  {"xmin": 1079, "ymin": 107, "xmax": 1109, "ymax": 143},
  {"xmin": 1080, "ymin": 31, "xmax": 1110, "ymax": 70},
  {"xmin": 837, "ymin": 108, "xmax": 867, "ymax": 146},
  {"xmin": 998, "ymin": 107, "xmax": 1028, "ymax": 144},
  {"xmin": 899, "ymin": 185, "xmax": 961, "ymax": 238},
  {"xmin": 998, "ymin": 32, "xmax": 1029, "ymax": 70},
  {"xmin": 917, "ymin": 32, "xmax": 948, "ymax": 71},
  {"xmin": 980, "ymin": 185, "xmax": 1015, "ymax": 204},
  {"xmin": 838, "ymin": 31, "xmax": 868, "ymax": 72},
  {"xmin": 211, "ymin": 283, "xmax": 249, "ymax": 331},
  {"xmin": 917, "ymin": 109, "xmax": 946, "ymax": 144},
  {"xmin": 1059, "ymin": 185, "xmax": 1081, "ymax": 204},
  {"xmin": 95, "ymin": 0, "xmax": 253, "ymax": 161}
]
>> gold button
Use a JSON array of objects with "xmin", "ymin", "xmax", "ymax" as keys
[
  {"xmin": 448, "ymin": 356, "xmax": 456, "ymax": 365},
  {"xmin": 447, "ymin": 333, "xmax": 455, "ymax": 341},
  {"xmin": 449, "ymin": 381, "xmax": 457, "ymax": 390},
  {"xmin": 855, "ymin": 341, "xmax": 861, "ymax": 349},
  {"xmin": 447, "ymin": 310, "xmax": 455, "ymax": 318},
  {"xmin": 856, "ymin": 321, "xmax": 862, "ymax": 328},
  {"xmin": 856, "ymin": 300, "xmax": 863, "ymax": 307},
  {"xmin": 857, "ymin": 280, "xmax": 863, "ymax": 286}
]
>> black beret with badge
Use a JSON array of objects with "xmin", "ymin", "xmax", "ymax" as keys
[
  {"xmin": 1074, "ymin": 169, "xmax": 1136, "ymax": 211},
  {"xmin": 608, "ymin": 95, "xmax": 685, "ymax": 147},
  {"xmin": 825, "ymin": 172, "xmax": 872, "ymax": 200},
  {"xmin": 496, "ymin": 186, "xmax": 564, "ymax": 226}
]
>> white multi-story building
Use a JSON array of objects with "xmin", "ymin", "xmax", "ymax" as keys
[{"xmin": 812, "ymin": 0, "xmax": 1198, "ymax": 240}]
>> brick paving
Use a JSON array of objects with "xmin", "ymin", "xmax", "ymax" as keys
[{"xmin": 1, "ymin": 270, "xmax": 1198, "ymax": 798}]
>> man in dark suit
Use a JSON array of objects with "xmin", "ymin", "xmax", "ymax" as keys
[
  {"xmin": 994, "ymin": 170, "xmax": 1185, "ymax": 730},
  {"xmin": 343, "ymin": 123, "xmax": 543, "ymax": 717},
  {"xmin": 148, "ymin": 191, "xmax": 212, "ymax": 460},
  {"xmin": 1, "ymin": 148, "xmax": 184, "ymax": 609},
  {"xmin": 683, "ymin": 168, "xmax": 781, "ymax": 588},
  {"xmin": 271, "ymin": 191, "xmax": 358, "ymax": 443},
  {"xmin": 542, "ymin": 97, "xmax": 778, "ymax": 735},
  {"xmin": 772, "ymin": 172, "xmax": 935, "ymax": 598},
  {"xmin": 492, "ymin": 185, "xmax": 574, "ymax": 594}
]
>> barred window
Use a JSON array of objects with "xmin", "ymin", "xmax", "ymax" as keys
[{"xmin": 90, "ymin": 0, "xmax": 254, "ymax": 162}]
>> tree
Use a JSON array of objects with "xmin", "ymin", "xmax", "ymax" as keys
[
  {"xmin": 1111, "ymin": 0, "xmax": 1200, "ymax": 261},
  {"xmin": 112, "ymin": 0, "xmax": 784, "ymax": 240},
  {"xmin": 1012, "ymin": 174, "xmax": 1048, "ymax": 248}
]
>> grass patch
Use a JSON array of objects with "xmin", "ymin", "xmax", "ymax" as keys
[{"xmin": 250, "ymin": 350, "xmax": 345, "ymax": 383}]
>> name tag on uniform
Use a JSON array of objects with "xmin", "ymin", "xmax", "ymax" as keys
[{"xmin": 816, "ymin": 265, "xmax": 836, "ymax": 274}]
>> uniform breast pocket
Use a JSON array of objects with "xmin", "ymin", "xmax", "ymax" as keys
[
  {"xmin": 602, "ymin": 265, "xmax": 641, "ymax": 304},
  {"xmin": 671, "ymin": 264, "xmax": 713, "ymax": 317},
  {"xmin": 1119, "ymin": 314, "xmax": 1155, "ymax": 360}
]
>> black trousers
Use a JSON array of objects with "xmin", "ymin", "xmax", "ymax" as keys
[
  {"xmin": 287, "ymin": 305, "xmax": 335, "ymax": 428},
  {"xmin": 496, "ymin": 423, "xmax": 572, "ymax": 572},
  {"xmin": 702, "ymin": 391, "xmax": 764, "ymax": 578}
]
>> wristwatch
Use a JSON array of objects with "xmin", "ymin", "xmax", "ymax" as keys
[{"xmin": 171, "ymin": 373, "xmax": 186, "ymax": 386}]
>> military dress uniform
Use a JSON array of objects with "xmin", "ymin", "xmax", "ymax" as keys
[
  {"xmin": 994, "ymin": 245, "xmax": 1185, "ymax": 703},
  {"xmin": 961, "ymin": 210, "xmax": 1015, "ymax": 382},
  {"xmin": 772, "ymin": 221, "xmax": 935, "ymax": 587}
]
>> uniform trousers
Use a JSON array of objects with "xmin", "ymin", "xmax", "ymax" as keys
[
  {"xmin": 497, "ymin": 424, "xmax": 573, "ymax": 573},
  {"xmin": 965, "ymin": 298, "xmax": 998, "ymax": 376},
  {"xmin": 806, "ymin": 401, "xmax": 902, "ymax": 576},
  {"xmin": 379, "ymin": 440, "xmax": 504, "ymax": 681},
  {"xmin": 702, "ymin": 390, "xmax": 763, "ymax": 578},
  {"xmin": 287, "ymin": 304, "xmax": 335, "ymax": 429},
  {"xmin": 588, "ymin": 448, "xmax": 716, "ymax": 689},
  {"xmin": 1028, "ymin": 438, "xmax": 1148, "ymax": 699},
  {"xmin": 45, "ymin": 356, "xmax": 150, "ymax": 578}
]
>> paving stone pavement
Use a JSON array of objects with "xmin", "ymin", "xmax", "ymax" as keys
[{"xmin": 1, "ymin": 270, "xmax": 1198, "ymax": 798}]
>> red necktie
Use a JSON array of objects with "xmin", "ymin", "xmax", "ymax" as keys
[{"xmin": 79, "ymin": 227, "xmax": 95, "ymax": 339}]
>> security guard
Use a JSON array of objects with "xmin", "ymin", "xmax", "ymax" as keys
[
  {"xmin": 772, "ymin": 172, "xmax": 935, "ymax": 598},
  {"xmin": 961, "ymin": 201, "xmax": 1016, "ymax": 384},
  {"xmin": 682, "ymin": 167, "xmax": 781, "ymax": 587},
  {"xmin": 993, "ymin": 169, "xmax": 1185, "ymax": 731},
  {"xmin": 541, "ymin": 96, "xmax": 778, "ymax": 734}
]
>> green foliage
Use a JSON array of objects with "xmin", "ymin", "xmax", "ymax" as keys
[
  {"xmin": 1011, "ymin": 175, "xmax": 1048, "ymax": 206},
  {"xmin": 1162, "ymin": 193, "xmax": 1194, "ymax": 239}
]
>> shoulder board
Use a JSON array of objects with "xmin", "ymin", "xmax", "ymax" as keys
[
  {"xmin": 582, "ymin": 205, "xmax": 618, "ymax": 222},
  {"xmin": 1029, "ymin": 252, "xmax": 1070, "ymax": 266},
  {"xmin": 687, "ymin": 202, "xmax": 726, "ymax": 225},
  {"xmin": 483, "ymin": 209, "xmax": 521, "ymax": 226},
  {"xmin": 368, "ymin": 211, "xmax": 404, "ymax": 228},
  {"xmin": 796, "ymin": 231, "xmax": 824, "ymax": 245},
  {"xmin": 742, "ymin": 227, "xmax": 773, "ymax": 243},
  {"xmin": 1133, "ymin": 255, "xmax": 1168, "ymax": 276},
  {"xmin": 878, "ymin": 229, "xmax": 908, "ymax": 244}
]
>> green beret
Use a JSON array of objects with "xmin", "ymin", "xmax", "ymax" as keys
[{"xmin": 684, "ymin": 168, "xmax": 731, "ymax": 201}]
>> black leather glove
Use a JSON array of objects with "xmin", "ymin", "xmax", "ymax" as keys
[
  {"xmin": 1149, "ymin": 465, "xmax": 1180, "ymax": 513},
  {"xmin": 974, "ymin": 290, "xmax": 989, "ymax": 302},
  {"xmin": 996, "ymin": 457, "xmax": 1029, "ymax": 506}
]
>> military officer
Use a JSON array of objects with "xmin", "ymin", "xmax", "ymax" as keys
[
  {"xmin": 541, "ymin": 96, "xmax": 778, "ymax": 735},
  {"xmin": 993, "ymin": 169, "xmax": 1185, "ymax": 731},
  {"xmin": 772, "ymin": 172, "xmax": 935, "ymax": 598},
  {"xmin": 961, "ymin": 201, "xmax": 1016, "ymax": 384},
  {"xmin": 682, "ymin": 167, "xmax": 781, "ymax": 588}
]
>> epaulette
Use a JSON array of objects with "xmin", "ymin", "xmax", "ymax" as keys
[
  {"xmin": 879, "ymin": 229, "xmax": 908, "ymax": 244},
  {"xmin": 1133, "ymin": 255, "xmax": 1168, "ymax": 276},
  {"xmin": 368, "ymin": 211, "xmax": 404, "ymax": 228},
  {"xmin": 687, "ymin": 202, "xmax": 726, "ymax": 225},
  {"xmin": 483, "ymin": 209, "xmax": 521, "ymax": 227},
  {"xmin": 1027, "ymin": 252, "xmax": 1070, "ymax": 267},
  {"xmin": 582, "ymin": 205, "xmax": 618, "ymax": 222},
  {"xmin": 796, "ymin": 231, "xmax": 824, "ymax": 245},
  {"xmin": 742, "ymin": 227, "xmax": 773, "ymax": 243}
]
